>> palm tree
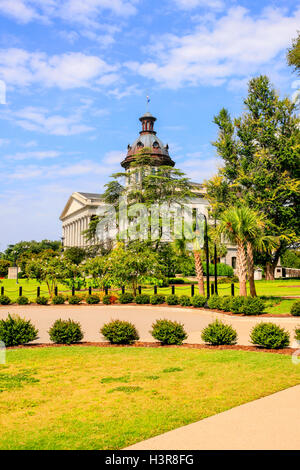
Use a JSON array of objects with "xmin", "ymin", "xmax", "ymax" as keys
[{"xmin": 219, "ymin": 206, "xmax": 261, "ymax": 296}]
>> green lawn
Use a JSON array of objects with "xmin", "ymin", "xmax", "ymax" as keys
[{"xmin": 1, "ymin": 346, "xmax": 300, "ymax": 450}]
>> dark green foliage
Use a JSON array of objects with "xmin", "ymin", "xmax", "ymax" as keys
[
  {"xmin": 51, "ymin": 295, "xmax": 65, "ymax": 305},
  {"xmin": 242, "ymin": 297, "xmax": 265, "ymax": 315},
  {"xmin": 295, "ymin": 327, "xmax": 300, "ymax": 342},
  {"xmin": 201, "ymin": 320, "xmax": 237, "ymax": 345},
  {"xmin": 150, "ymin": 294, "xmax": 165, "ymax": 305},
  {"xmin": 291, "ymin": 301, "xmax": 300, "ymax": 316},
  {"xmin": 230, "ymin": 296, "xmax": 246, "ymax": 314},
  {"xmin": 250, "ymin": 323, "xmax": 290, "ymax": 349},
  {"xmin": 103, "ymin": 295, "xmax": 112, "ymax": 305},
  {"xmin": 101, "ymin": 320, "xmax": 139, "ymax": 344},
  {"xmin": 191, "ymin": 295, "xmax": 206, "ymax": 308},
  {"xmin": 135, "ymin": 294, "xmax": 150, "ymax": 304},
  {"xmin": 35, "ymin": 296, "xmax": 48, "ymax": 305},
  {"xmin": 162, "ymin": 367, "xmax": 183, "ymax": 373},
  {"xmin": 0, "ymin": 314, "xmax": 38, "ymax": 346},
  {"xmin": 63, "ymin": 247, "xmax": 86, "ymax": 265},
  {"xmin": 166, "ymin": 295, "xmax": 179, "ymax": 305},
  {"xmin": 108, "ymin": 386, "xmax": 142, "ymax": 393},
  {"xmin": 220, "ymin": 296, "xmax": 232, "ymax": 311},
  {"xmin": 179, "ymin": 295, "xmax": 191, "ymax": 306},
  {"xmin": 49, "ymin": 319, "xmax": 83, "ymax": 345},
  {"xmin": 169, "ymin": 278, "xmax": 185, "ymax": 284},
  {"xmin": 150, "ymin": 319, "xmax": 187, "ymax": 345},
  {"xmin": 207, "ymin": 294, "xmax": 222, "ymax": 309},
  {"xmin": 118, "ymin": 293, "xmax": 134, "ymax": 304},
  {"xmin": 86, "ymin": 294, "xmax": 100, "ymax": 304},
  {"xmin": 68, "ymin": 295, "xmax": 81, "ymax": 305},
  {"xmin": 0, "ymin": 259, "xmax": 11, "ymax": 277},
  {"xmin": 0, "ymin": 295, "xmax": 11, "ymax": 305},
  {"xmin": 16, "ymin": 296, "xmax": 29, "ymax": 305}
]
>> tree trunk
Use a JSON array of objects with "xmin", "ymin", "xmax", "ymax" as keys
[
  {"xmin": 265, "ymin": 262, "xmax": 275, "ymax": 281},
  {"xmin": 237, "ymin": 242, "xmax": 247, "ymax": 296},
  {"xmin": 193, "ymin": 251, "xmax": 205, "ymax": 296},
  {"xmin": 246, "ymin": 241, "xmax": 257, "ymax": 297}
]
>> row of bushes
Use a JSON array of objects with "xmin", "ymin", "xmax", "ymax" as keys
[
  {"xmin": 0, "ymin": 314, "xmax": 297, "ymax": 350},
  {"xmin": 1, "ymin": 293, "xmax": 299, "ymax": 317}
]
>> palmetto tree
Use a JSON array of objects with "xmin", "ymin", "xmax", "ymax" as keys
[{"xmin": 219, "ymin": 206, "xmax": 264, "ymax": 296}]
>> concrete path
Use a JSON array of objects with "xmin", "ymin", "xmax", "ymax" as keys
[
  {"xmin": 0, "ymin": 304, "xmax": 299, "ymax": 346},
  {"xmin": 126, "ymin": 385, "xmax": 300, "ymax": 450}
]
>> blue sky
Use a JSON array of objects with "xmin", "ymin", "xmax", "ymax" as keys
[{"xmin": 0, "ymin": 0, "xmax": 299, "ymax": 250}]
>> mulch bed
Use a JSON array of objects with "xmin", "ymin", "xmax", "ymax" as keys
[{"xmin": 6, "ymin": 341, "xmax": 298, "ymax": 355}]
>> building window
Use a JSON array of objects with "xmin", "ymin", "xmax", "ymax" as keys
[{"xmin": 231, "ymin": 257, "xmax": 236, "ymax": 269}]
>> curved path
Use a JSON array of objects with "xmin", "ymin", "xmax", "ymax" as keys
[{"xmin": 0, "ymin": 304, "xmax": 299, "ymax": 347}]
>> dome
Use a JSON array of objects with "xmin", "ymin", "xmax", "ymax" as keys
[{"xmin": 121, "ymin": 112, "xmax": 175, "ymax": 169}]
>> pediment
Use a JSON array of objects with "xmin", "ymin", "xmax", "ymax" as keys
[{"xmin": 60, "ymin": 194, "xmax": 86, "ymax": 220}]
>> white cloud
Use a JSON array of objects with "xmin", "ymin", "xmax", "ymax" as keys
[
  {"xmin": 4, "ymin": 150, "xmax": 60, "ymax": 161},
  {"xmin": 6, "ymin": 106, "xmax": 94, "ymax": 135},
  {"xmin": 130, "ymin": 7, "xmax": 300, "ymax": 89},
  {"xmin": 103, "ymin": 150, "xmax": 124, "ymax": 164},
  {"xmin": 174, "ymin": 0, "xmax": 224, "ymax": 10},
  {"xmin": 0, "ymin": 49, "xmax": 118, "ymax": 89},
  {"xmin": 0, "ymin": 0, "xmax": 138, "ymax": 26},
  {"xmin": 0, "ymin": 138, "xmax": 9, "ymax": 146}
]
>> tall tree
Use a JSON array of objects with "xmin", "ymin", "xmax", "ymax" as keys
[
  {"xmin": 287, "ymin": 32, "xmax": 300, "ymax": 74},
  {"xmin": 206, "ymin": 75, "xmax": 300, "ymax": 279}
]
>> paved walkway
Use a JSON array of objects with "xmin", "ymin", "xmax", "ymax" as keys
[
  {"xmin": 0, "ymin": 304, "xmax": 299, "ymax": 346},
  {"xmin": 126, "ymin": 385, "xmax": 300, "ymax": 450}
]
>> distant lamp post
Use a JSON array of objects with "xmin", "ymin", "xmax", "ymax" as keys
[
  {"xmin": 13, "ymin": 255, "xmax": 18, "ymax": 285},
  {"xmin": 61, "ymin": 237, "xmax": 65, "ymax": 253}
]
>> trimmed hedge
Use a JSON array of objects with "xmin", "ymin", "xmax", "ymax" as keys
[
  {"xmin": 101, "ymin": 319, "xmax": 139, "ymax": 344},
  {"xmin": 207, "ymin": 294, "xmax": 221, "ymax": 309},
  {"xmin": 118, "ymin": 293, "xmax": 135, "ymax": 304},
  {"xmin": 135, "ymin": 294, "xmax": 150, "ymax": 304},
  {"xmin": 168, "ymin": 278, "xmax": 185, "ymax": 284},
  {"xmin": 166, "ymin": 295, "xmax": 179, "ymax": 305},
  {"xmin": 179, "ymin": 295, "xmax": 191, "ymax": 306},
  {"xmin": 35, "ymin": 296, "xmax": 48, "ymax": 305},
  {"xmin": 295, "ymin": 327, "xmax": 300, "ymax": 342},
  {"xmin": 291, "ymin": 301, "xmax": 300, "ymax": 316},
  {"xmin": 191, "ymin": 295, "xmax": 206, "ymax": 308},
  {"xmin": 220, "ymin": 296, "xmax": 232, "ymax": 311},
  {"xmin": 201, "ymin": 320, "xmax": 237, "ymax": 345},
  {"xmin": 151, "ymin": 319, "xmax": 187, "ymax": 345},
  {"xmin": 0, "ymin": 295, "xmax": 11, "ymax": 305},
  {"xmin": 242, "ymin": 297, "xmax": 265, "ymax": 315},
  {"xmin": 68, "ymin": 295, "xmax": 81, "ymax": 305},
  {"xmin": 16, "ymin": 296, "xmax": 29, "ymax": 305},
  {"xmin": 52, "ymin": 295, "xmax": 65, "ymax": 305},
  {"xmin": 150, "ymin": 294, "xmax": 165, "ymax": 305},
  {"xmin": 86, "ymin": 294, "xmax": 100, "ymax": 304},
  {"xmin": 0, "ymin": 314, "xmax": 38, "ymax": 346},
  {"xmin": 49, "ymin": 319, "xmax": 83, "ymax": 344},
  {"xmin": 250, "ymin": 322, "xmax": 290, "ymax": 349}
]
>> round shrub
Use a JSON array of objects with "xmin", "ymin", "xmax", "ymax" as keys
[
  {"xmin": 49, "ymin": 319, "xmax": 83, "ymax": 345},
  {"xmin": 230, "ymin": 296, "xmax": 246, "ymax": 314},
  {"xmin": 201, "ymin": 320, "xmax": 237, "ymax": 345},
  {"xmin": 166, "ymin": 295, "xmax": 179, "ymax": 305},
  {"xmin": 250, "ymin": 322, "xmax": 290, "ymax": 349},
  {"xmin": 169, "ymin": 278, "xmax": 185, "ymax": 284},
  {"xmin": 135, "ymin": 294, "xmax": 150, "ymax": 304},
  {"xmin": 52, "ymin": 295, "xmax": 65, "ymax": 305},
  {"xmin": 35, "ymin": 296, "xmax": 48, "ymax": 305},
  {"xmin": 0, "ymin": 314, "xmax": 38, "ymax": 346},
  {"xmin": 101, "ymin": 320, "xmax": 139, "ymax": 344},
  {"xmin": 118, "ymin": 293, "xmax": 134, "ymax": 304},
  {"xmin": 191, "ymin": 295, "xmax": 206, "ymax": 308},
  {"xmin": 0, "ymin": 295, "xmax": 11, "ymax": 305},
  {"xmin": 295, "ymin": 327, "xmax": 300, "ymax": 343},
  {"xmin": 150, "ymin": 294, "xmax": 165, "ymax": 305},
  {"xmin": 291, "ymin": 301, "xmax": 300, "ymax": 317},
  {"xmin": 220, "ymin": 296, "xmax": 232, "ymax": 311},
  {"xmin": 207, "ymin": 294, "xmax": 222, "ymax": 309},
  {"xmin": 102, "ymin": 294, "xmax": 118, "ymax": 305},
  {"xmin": 241, "ymin": 297, "xmax": 265, "ymax": 315},
  {"xmin": 179, "ymin": 295, "xmax": 191, "ymax": 306},
  {"xmin": 68, "ymin": 295, "xmax": 81, "ymax": 305},
  {"xmin": 16, "ymin": 296, "xmax": 29, "ymax": 305},
  {"xmin": 86, "ymin": 294, "xmax": 100, "ymax": 304},
  {"xmin": 151, "ymin": 319, "xmax": 187, "ymax": 345}
]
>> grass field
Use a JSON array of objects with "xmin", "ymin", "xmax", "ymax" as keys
[{"xmin": 1, "ymin": 347, "xmax": 300, "ymax": 450}]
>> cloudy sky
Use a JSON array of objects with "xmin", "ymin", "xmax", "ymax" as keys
[{"xmin": 0, "ymin": 0, "xmax": 299, "ymax": 250}]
